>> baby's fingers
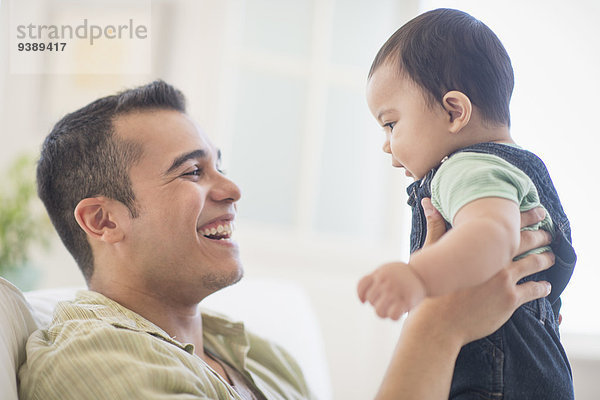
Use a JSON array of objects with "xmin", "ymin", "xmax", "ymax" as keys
[
  {"xmin": 357, "ymin": 275, "xmax": 374, "ymax": 303},
  {"xmin": 373, "ymin": 294, "xmax": 408, "ymax": 320},
  {"xmin": 373, "ymin": 295, "xmax": 395, "ymax": 319},
  {"xmin": 388, "ymin": 303, "xmax": 406, "ymax": 321}
]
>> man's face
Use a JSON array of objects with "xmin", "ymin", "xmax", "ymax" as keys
[{"xmin": 114, "ymin": 109, "xmax": 242, "ymax": 301}]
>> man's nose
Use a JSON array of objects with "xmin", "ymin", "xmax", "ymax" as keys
[{"xmin": 211, "ymin": 173, "xmax": 242, "ymax": 202}]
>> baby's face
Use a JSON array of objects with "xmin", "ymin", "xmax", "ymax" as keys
[{"xmin": 366, "ymin": 63, "xmax": 453, "ymax": 180}]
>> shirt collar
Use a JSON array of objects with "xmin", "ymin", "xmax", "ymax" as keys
[{"xmin": 70, "ymin": 290, "xmax": 251, "ymax": 362}]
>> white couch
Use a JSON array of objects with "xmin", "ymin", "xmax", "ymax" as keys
[{"xmin": 0, "ymin": 277, "xmax": 332, "ymax": 400}]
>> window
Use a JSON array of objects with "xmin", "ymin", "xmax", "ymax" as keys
[
  {"xmin": 220, "ymin": 0, "xmax": 599, "ymax": 336},
  {"xmin": 221, "ymin": 0, "xmax": 418, "ymax": 276}
]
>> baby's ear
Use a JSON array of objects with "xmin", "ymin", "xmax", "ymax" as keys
[
  {"xmin": 442, "ymin": 91, "xmax": 472, "ymax": 134},
  {"xmin": 74, "ymin": 197, "xmax": 130, "ymax": 243}
]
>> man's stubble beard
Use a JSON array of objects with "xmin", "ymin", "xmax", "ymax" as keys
[{"xmin": 202, "ymin": 267, "xmax": 244, "ymax": 292}]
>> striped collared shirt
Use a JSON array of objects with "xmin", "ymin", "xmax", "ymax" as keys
[{"xmin": 19, "ymin": 290, "xmax": 315, "ymax": 400}]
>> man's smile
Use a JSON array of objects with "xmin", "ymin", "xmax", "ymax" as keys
[{"xmin": 198, "ymin": 214, "xmax": 235, "ymax": 241}]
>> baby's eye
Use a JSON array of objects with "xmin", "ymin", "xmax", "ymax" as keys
[{"xmin": 383, "ymin": 122, "xmax": 396, "ymax": 131}]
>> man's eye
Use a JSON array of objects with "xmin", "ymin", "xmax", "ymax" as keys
[
  {"xmin": 383, "ymin": 122, "xmax": 396, "ymax": 131},
  {"xmin": 183, "ymin": 168, "xmax": 202, "ymax": 177}
]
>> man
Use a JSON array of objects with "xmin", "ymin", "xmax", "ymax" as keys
[{"xmin": 19, "ymin": 81, "xmax": 553, "ymax": 399}]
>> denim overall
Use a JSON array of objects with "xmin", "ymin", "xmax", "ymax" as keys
[{"xmin": 407, "ymin": 143, "xmax": 576, "ymax": 399}]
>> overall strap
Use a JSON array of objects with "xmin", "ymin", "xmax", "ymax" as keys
[
  {"xmin": 451, "ymin": 142, "xmax": 572, "ymax": 238},
  {"xmin": 449, "ymin": 143, "xmax": 576, "ymax": 313}
]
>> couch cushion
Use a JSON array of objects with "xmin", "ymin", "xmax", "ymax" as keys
[
  {"xmin": 0, "ymin": 278, "xmax": 41, "ymax": 400},
  {"xmin": 24, "ymin": 286, "xmax": 80, "ymax": 328}
]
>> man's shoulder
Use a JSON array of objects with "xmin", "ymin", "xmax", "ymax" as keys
[
  {"xmin": 19, "ymin": 296, "xmax": 220, "ymax": 400},
  {"xmin": 36, "ymin": 290, "xmax": 141, "ymax": 340},
  {"xmin": 21, "ymin": 293, "xmax": 155, "ymax": 375}
]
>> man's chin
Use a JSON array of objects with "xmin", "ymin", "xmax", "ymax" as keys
[{"xmin": 202, "ymin": 266, "xmax": 244, "ymax": 293}]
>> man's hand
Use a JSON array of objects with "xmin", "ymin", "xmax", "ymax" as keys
[
  {"xmin": 357, "ymin": 262, "xmax": 427, "ymax": 320},
  {"xmin": 412, "ymin": 198, "xmax": 555, "ymax": 345},
  {"xmin": 421, "ymin": 197, "xmax": 446, "ymax": 247},
  {"xmin": 373, "ymin": 200, "xmax": 555, "ymax": 400}
]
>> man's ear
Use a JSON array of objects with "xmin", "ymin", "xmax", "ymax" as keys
[
  {"xmin": 442, "ymin": 91, "xmax": 472, "ymax": 134},
  {"xmin": 74, "ymin": 197, "xmax": 129, "ymax": 243}
]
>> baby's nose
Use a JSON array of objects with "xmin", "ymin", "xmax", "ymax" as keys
[{"xmin": 382, "ymin": 139, "xmax": 391, "ymax": 154}]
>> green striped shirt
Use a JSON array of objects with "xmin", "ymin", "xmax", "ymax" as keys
[
  {"xmin": 431, "ymin": 150, "xmax": 553, "ymax": 258},
  {"xmin": 18, "ymin": 290, "xmax": 316, "ymax": 400}
]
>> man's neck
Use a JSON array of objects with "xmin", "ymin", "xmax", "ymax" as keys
[
  {"xmin": 89, "ymin": 278, "xmax": 206, "ymax": 352},
  {"xmin": 89, "ymin": 279, "xmax": 235, "ymax": 383}
]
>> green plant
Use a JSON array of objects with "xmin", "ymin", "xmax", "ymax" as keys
[{"xmin": 0, "ymin": 154, "xmax": 51, "ymax": 277}]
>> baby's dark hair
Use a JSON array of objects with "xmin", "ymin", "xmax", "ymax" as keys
[{"xmin": 369, "ymin": 8, "xmax": 514, "ymax": 127}]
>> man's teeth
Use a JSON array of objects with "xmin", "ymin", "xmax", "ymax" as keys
[{"xmin": 201, "ymin": 222, "xmax": 233, "ymax": 239}]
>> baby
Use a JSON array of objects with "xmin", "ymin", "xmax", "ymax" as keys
[{"xmin": 357, "ymin": 8, "xmax": 576, "ymax": 399}]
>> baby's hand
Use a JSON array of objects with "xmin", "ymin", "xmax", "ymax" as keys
[{"xmin": 357, "ymin": 262, "xmax": 427, "ymax": 320}]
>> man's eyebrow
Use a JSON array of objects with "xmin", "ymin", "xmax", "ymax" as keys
[{"xmin": 164, "ymin": 149, "xmax": 207, "ymax": 175}]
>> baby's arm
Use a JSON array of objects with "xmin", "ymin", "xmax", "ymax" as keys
[
  {"xmin": 374, "ymin": 209, "xmax": 554, "ymax": 400},
  {"xmin": 410, "ymin": 196, "xmax": 520, "ymax": 295},
  {"xmin": 358, "ymin": 197, "xmax": 520, "ymax": 319},
  {"xmin": 358, "ymin": 151, "xmax": 540, "ymax": 318}
]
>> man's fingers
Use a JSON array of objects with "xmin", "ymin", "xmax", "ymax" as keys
[
  {"xmin": 514, "ymin": 280, "xmax": 552, "ymax": 308},
  {"xmin": 516, "ymin": 229, "xmax": 552, "ymax": 256},
  {"xmin": 520, "ymin": 207, "xmax": 545, "ymax": 228},
  {"xmin": 422, "ymin": 198, "xmax": 446, "ymax": 247},
  {"xmin": 511, "ymin": 252, "xmax": 555, "ymax": 282}
]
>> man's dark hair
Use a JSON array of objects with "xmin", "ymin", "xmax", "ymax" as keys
[
  {"xmin": 37, "ymin": 80, "xmax": 186, "ymax": 281},
  {"xmin": 369, "ymin": 8, "xmax": 514, "ymax": 127}
]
